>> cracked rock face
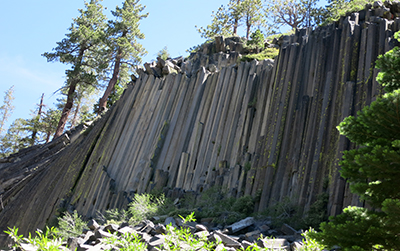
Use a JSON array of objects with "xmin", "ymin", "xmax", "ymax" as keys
[{"xmin": 1, "ymin": 3, "xmax": 399, "ymax": 248}]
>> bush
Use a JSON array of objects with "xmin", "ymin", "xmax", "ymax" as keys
[
  {"xmin": 128, "ymin": 193, "xmax": 166, "ymax": 224},
  {"xmin": 241, "ymin": 47, "xmax": 279, "ymax": 62},
  {"xmin": 232, "ymin": 195, "xmax": 254, "ymax": 215},
  {"xmin": 96, "ymin": 208, "xmax": 129, "ymax": 225},
  {"xmin": 57, "ymin": 210, "xmax": 87, "ymax": 240},
  {"xmin": 104, "ymin": 231, "xmax": 147, "ymax": 251},
  {"xmin": 5, "ymin": 226, "xmax": 63, "ymax": 251}
]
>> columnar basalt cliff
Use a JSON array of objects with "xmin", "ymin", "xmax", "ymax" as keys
[{"xmin": 1, "ymin": 5, "xmax": 400, "ymax": 244}]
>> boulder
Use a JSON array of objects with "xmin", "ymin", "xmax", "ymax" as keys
[
  {"xmin": 87, "ymin": 219, "xmax": 99, "ymax": 231},
  {"xmin": 226, "ymin": 217, "xmax": 255, "ymax": 234}
]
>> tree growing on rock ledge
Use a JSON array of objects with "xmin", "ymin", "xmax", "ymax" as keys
[
  {"xmin": 97, "ymin": 0, "xmax": 147, "ymax": 114},
  {"xmin": 43, "ymin": 0, "xmax": 107, "ymax": 138},
  {"xmin": 196, "ymin": 0, "xmax": 266, "ymax": 39}
]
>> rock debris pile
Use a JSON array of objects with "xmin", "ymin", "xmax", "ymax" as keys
[{"xmin": 14, "ymin": 216, "xmax": 313, "ymax": 251}]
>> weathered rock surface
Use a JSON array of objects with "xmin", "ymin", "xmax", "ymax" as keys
[{"xmin": 1, "ymin": 3, "xmax": 400, "ymax": 247}]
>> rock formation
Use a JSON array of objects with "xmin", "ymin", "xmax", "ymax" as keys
[{"xmin": 1, "ymin": 3, "xmax": 400, "ymax": 246}]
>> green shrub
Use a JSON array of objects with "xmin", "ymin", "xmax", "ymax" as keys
[
  {"xmin": 300, "ymin": 228, "xmax": 327, "ymax": 251},
  {"xmin": 247, "ymin": 29, "xmax": 265, "ymax": 52},
  {"xmin": 302, "ymin": 193, "xmax": 329, "ymax": 230},
  {"xmin": 232, "ymin": 195, "xmax": 254, "ymax": 215},
  {"xmin": 57, "ymin": 210, "xmax": 87, "ymax": 240},
  {"xmin": 5, "ymin": 226, "xmax": 63, "ymax": 251},
  {"xmin": 241, "ymin": 47, "xmax": 279, "ymax": 62},
  {"xmin": 321, "ymin": 0, "xmax": 374, "ymax": 25},
  {"xmin": 128, "ymin": 193, "xmax": 165, "ymax": 224},
  {"xmin": 260, "ymin": 197, "xmax": 302, "ymax": 228},
  {"xmin": 309, "ymin": 207, "xmax": 386, "ymax": 250},
  {"xmin": 104, "ymin": 231, "xmax": 147, "ymax": 251},
  {"xmin": 96, "ymin": 208, "xmax": 129, "ymax": 225}
]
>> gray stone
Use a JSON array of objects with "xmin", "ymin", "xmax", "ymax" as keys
[
  {"xmin": 215, "ymin": 244, "xmax": 227, "ymax": 251},
  {"xmin": 291, "ymin": 241, "xmax": 303, "ymax": 250},
  {"xmin": 226, "ymin": 217, "xmax": 255, "ymax": 234},
  {"xmin": 137, "ymin": 231, "xmax": 152, "ymax": 243},
  {"xmin": 154, "ymin": 223, "xmax": 166, "ymax": 234},
  {"xmin": 241, "ymin": 240, "xmax": 253, "ymax": 250},
  {"xmin": 215, "ymin": 36, "xmax": 226, "ymax": 53},
  {"xmin": 164, "ymin": 217, "xmax": 176, "ymax": 227},
  {"xmin": 280, "ymin": 223, "xmax": 297, "ymax": 236},
  {"xmin": 140, "ymin": 220, "xmax": 155, "ymax": 233},
  {"xmin": 76, "ymin": 244, "xmax": 92, "ymax": 251},
  {"xmin": 117, "ymin": 226, "xmax": 135, "ymax": 236},
  {"xmin": 244, "ymin": 230, "xmax": 261, "ymax": 242},
  {"xmin": 162, "ymin": 65, "xmax": 178, "ymax": 75},
  {"xmin": 68, "ymin": 237, "xmax": 85, "ymax": 251},
  {"xmin": 213, "ymin": 230, "xmax": 243, "ymax": 249},
  {"xmin": 20, "ymin": 242, "xmax": 38, "ymax": 251},
  {"xmin": 258, "ymin": 238, "xmax": 290, "ymax": 250},
  {"xmin": 87, "ymin": 219, "xmax": 99, "ymax": 231},
  {"xmin": 373, "ymin": 1, "xmax": 384, "ymax": 8},
  {"xmin": 148, "ymin": 234, "xmax": 165, "ymax": 249},
  {"xmin": 103, "ymin": 224, "xmax": 119, "ymax": 234},
  {"xmin": 208, "ymin": 64, "xmax": 218, "ymax": 72},
  {"xmin": 195, "ymin": 224, "xmax": 208, "ymax": 231},
  {"xmin": 94, "ymin": 228, "xmax": 113, "ymax": 239},
  {"xmin": 194, "ymin": 230, "xmax": 210, "ymax": 239}
]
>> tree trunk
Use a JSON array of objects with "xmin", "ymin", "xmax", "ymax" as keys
[
  {"xmin": 31, "ymin": 93, "xmax": 44, "ymax": 145},
  {"xmin": 70, "ymin": 101, "xmax": 80, "ymax": 129},
  {"xmin": 53, "ymin": 79, "xmax": 78, "ymax": 138},
  {"xmin": 53, "ymin": 48, "xmax": 85, "ymax": 139},
  {"xmin": 232, "ymin": 0, "xmax": 241, "ymax": 35},
  {"xmin": 98, "ymin": 49, "xmax": 122, "ymax": 114},
  {"xmin": 246, "ymin": 16, "xmax": 251, "ymax": 40}
]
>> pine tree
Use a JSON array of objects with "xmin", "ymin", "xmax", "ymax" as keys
[
  {"xmin": 0, "ymin": 119, "xmax": 31, "ymax": 158},
  {"xmin": 196, "ymin": 5, "xmax": 233, "ymax": 39},
  {"xmin": 239, "ymin": 0, "xmax": 265, "ymax": 39},
  {"xmin": 157, "ymin": 46, "xmax": 170, "ymax": 61},
  {"xmin": 43, "ymin": 0, "xmax": 107, "ymax": 138},
  {"xmin": 97, "ymin": 0, "xmax": 147, "ymax": 113},
  {"xmin": 0, "ymin": 85, "xmax": 15, "ymax": 135}
]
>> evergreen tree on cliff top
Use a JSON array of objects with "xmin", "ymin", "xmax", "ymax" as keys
[
  {"xmin": 196, "ymin": 0, "xmax": 266, "ymax": 39},
  {"xmin": 43, "ymin": 0, "xmax": 107, "ymax": 139},
  {"xmin": 310, "ymin": 31, "xmax": 400, "ymax": 250},
  {"xmin": 98, "ymin": 0, "xmax": 147, "ymax": 113}
]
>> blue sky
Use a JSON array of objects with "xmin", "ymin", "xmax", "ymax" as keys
[{"xmin": 0, "ymin": 0, "xmax": 320, "ymax": 132}]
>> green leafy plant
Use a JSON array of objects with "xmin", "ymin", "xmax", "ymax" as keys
[
  {"xmin": 57, "ymin": 210, "xmax": 87, "ymax": 240},
  {"xmin": 299, "ymin": 228, "xmax": 327, "ymax": 251},
  {"xmin": 247, "ymin": 29, "xmax": 265, "ymax": 52},
  {"xmin": 376, "ymin": 31, "xmax": 400, "ymax": 93},
  {"xmin": 319, "ymin": 0, "xmax": 374, "ymax": 25},
  {"xmin": 104, "ymin": 231, "xmax": 147, "ymax": 251},
  {"xmin": 241, "ymin": 47, "xmax": 279, "ymax": 62},
  {"xmin": 128, "ymin": 193, "xmax": 166, "ymax": 224},
  {"xmin": 161, "ymin": 212, "xmax": 217, "ymax": 251},
  {"xmin": 26, "ymin": 227, "xmax": 63, "ymax": 251},
  {"xmin": 97, "ymin": 208, "xmax": 129, "ymax": 225},
  {"xmin": 4, "ymin": 226, "xmax": 23, "ymax": 249},
  {"xmin": 5, "ymin": 226, "xmax": 63, "ymax": 251},
  {"xmin": 260, "ymin": 197, "xmax": 302, "ymax": 228},
  {"xmin": 301, "ymin": 193, "xmax": 329, "ymax": 230}
]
